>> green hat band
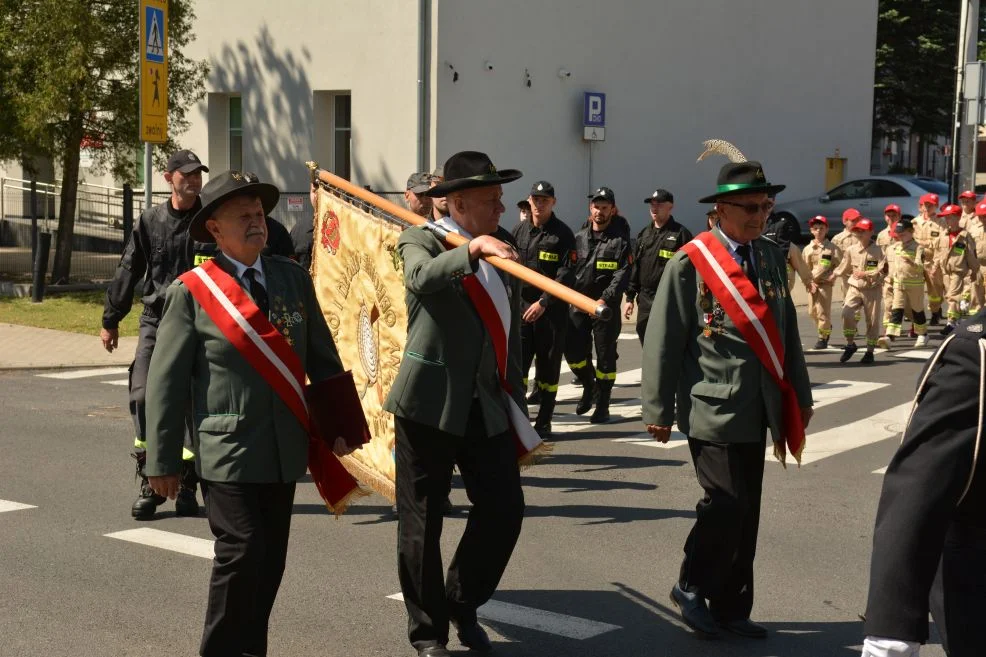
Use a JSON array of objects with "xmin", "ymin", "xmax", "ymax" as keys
[{"xmin": 717, "ymin": 182, "xmax": 773, "ymax": 193}]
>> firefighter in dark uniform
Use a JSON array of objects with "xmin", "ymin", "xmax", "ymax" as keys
[
  {"xmin": 624, "ymin": 188, "xmax": 693, "ymax": 343},
  {"xmin": 100, "ymin": 149, "xmax": 207, "ymax": 520},
  {"xmin": 566, "ymin": 186, "xmax": 631, "ymax": 423},
  {"xmin": 861, "ymin": 311, "xmax": 986, "ymax": 657},
  {"xmin": 511, "ymin": 181, "xmax": 576, "ymax": 438}
]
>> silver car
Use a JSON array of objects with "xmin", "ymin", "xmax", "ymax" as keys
[{"xmin": 772, "ymin": 175, "xmax": 949, "ymax": 243}]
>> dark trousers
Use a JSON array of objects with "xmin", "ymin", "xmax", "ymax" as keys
[
  {"xmin": 128, "ymin": 311, "xmax": 159, "ymax": 443},
  {"xmin": 679, "ymin": 433, "xmax": 766, "ymax": 621},
  {"xmin": 564, "ymin": 306, "xmax": 621, "ymax": 384},
  {"xmin": 520, "ymin": 304, "xmax": 568, "ymax": 390},
  {"xmin": 635, "ymin": 290, "xmax": 655, "ymax": 344},
  {"xmin": 199, "ymin": 480, "xmax": 296, "ymax": 657},
  {"xmin": 395, "ymin": 404, "xmax": 525, "ymax": 650},
  {"xmin": 929, "ymin": 521, "xmax": 986, "ymax": 657}
]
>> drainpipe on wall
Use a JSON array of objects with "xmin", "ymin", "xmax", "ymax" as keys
[{"xmin": 416, "ymin": 0, "xmax": 428, "ymax": 172}]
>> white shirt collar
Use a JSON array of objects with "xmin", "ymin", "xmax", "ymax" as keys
[
  {"xmin": 436, "ymin": 216, "xmax": 475, "ymax": 239},
  {"xmin": 222, "ymin": 251, "xmax": 265, "ymax": 288}
]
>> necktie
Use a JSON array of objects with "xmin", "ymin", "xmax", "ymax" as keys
[
  {"xmin": 735, "ymin": 244, "xmax": 759, "ymax": 293},
  {"xmin": 243, "ymin": 268, "xmax": 269, "ymax": 316}
]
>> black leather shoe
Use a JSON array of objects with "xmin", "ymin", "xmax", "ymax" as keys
[
  {"xmin": 526, "ymin": 387, "xmax": 541, "ymax": 405},
  {"xmin": 453, "ymin": 620, "xmax": 492, "ymax": 652},
  {"xmin": 812, "ymin": 339, "xmax": 828, "ymax": 350},
  {"xmin": 860, "ymin": 350, "xmax": 874, "ymax": 364},
  {"xmin": 717, "ymin": 617, "xmax": 768, "ymax": 638},
  {"xmin": 941, "ymin": 323, "xmax": 955, "ymax": 336},
  {"xmin": 417, "ymin": 645, "xmax": 451, "ymax": 657},
  {"xmin": 839, "ymin": 343, "xmax": 858, "ymax": 363},
  {"xmin": 669, "ymin": 584, "xmax": 719, "ymax": 638}
]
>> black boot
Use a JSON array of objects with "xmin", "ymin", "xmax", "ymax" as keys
[
  {"xmin": 839, "ymin": 343, "xmax": 858, "ymax": 363},
  {"xmin": 131, "ymin": 452, "xmax": 165, "ymax": 520},
  {"xmin": 590, "ymin": 384, "xmax": 612, "ymax": 424},
  {"xmin": 930, "ymin": 310, "xmax": 941, "ymax": 326},
  {"xmin": 575, "ymin": 377, "xmax": 595, "ymax": 415},
  {"xmin": 526, "ymin": 384, "xmax": 541, "ymax": 406},
  {"xmin": 175, "ymin": 460, "xmax": 200, "ymax": 517},
  {"xmin": 812, "ymin": 337, "xmax": 828, "ymax": 350},
  {"xmin": 533, "ymin": 392, "xmax": 556, "ymax": 439}
]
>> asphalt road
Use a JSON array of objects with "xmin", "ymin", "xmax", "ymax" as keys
[{"xmin": 0, "ymin": 314, "xmax": 948, "ymax": 657}]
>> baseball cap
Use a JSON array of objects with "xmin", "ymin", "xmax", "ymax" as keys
[
  {"xmin": 517, "ymin": 199, "xmax": 531, "ymax": 210},
  {"xmin": 431, "ymin": 162, "xmax": 445, "ymax": 181},
  {"xmin": 645, "ymin": 189, "xmax": 674, "ymax": 204},
  {"xmin": 959, "ymin": 190, "xmax": 977, "ymax": 200},
  {"xmin": 808, "ymin": 215, "xmax": 828, "ymax": 226},
  {"xmin": 166, "ymin": 149, "xmax": 208, "ymax": 174},
  {"xmin": 919, "ymin": 193, "xmax": 940, "ymax": 206},
  {"xmin": 842, "ymin": 208, "xmax": 861, "ymax": 222},
  {"xmin": 406, "ymin": 172, "xmax": 432, "ymax": 194},
  {"xmin": 588, "ymin": 187, "xmax": 616, "ymax": 203},
  {"xmin": 896, "ymin": 217, "xmax": 914, "ymax": 232},
  {"xmin": 530, "ymin": 181, "xmax": 555, "ymax": 198},
  {"xmin": 851, "ymin": 218, "xmax": 874, "ymax": 232},
  {"xmin": 884, "ymin": 203, "xmax": 901, "ymax": 214},
  {"xmin": 977, "ymin": 202, "xmax": 986, "ymax": 216},
  {"xmin": 937, "ymin": 203, "xmax": 962, "ymax": 217}
]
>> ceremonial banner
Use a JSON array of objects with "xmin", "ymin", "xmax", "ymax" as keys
[{"xmin": 311, "ymin": 188, "xmax": 406, "ymax": 500}]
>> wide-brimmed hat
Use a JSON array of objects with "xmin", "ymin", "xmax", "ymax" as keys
[
  {"xmin": 698, "ymin": 161, "xmax": 785, "ymax": 203},
  {"xmin": 189, "ymin": 170, "xmax": 280, "ymax": 242},
  {"xmin": 423, "ymin": 151, "xmax": 522, "ymax": 198}
]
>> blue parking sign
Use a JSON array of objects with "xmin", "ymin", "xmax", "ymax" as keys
[
  {"xmin": 583, "ymin": 92, "xmax": 605, "ymax": 127},
  {"xmin": 145, "ymin": 6, "xmax": 165, "ymax": 63}
]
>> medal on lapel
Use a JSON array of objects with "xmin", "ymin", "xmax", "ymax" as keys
[{"xmin": 764, "ymin": 279, "xmax": 775, "ymax": 299}]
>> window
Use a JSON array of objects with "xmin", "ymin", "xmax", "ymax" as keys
[
  {"xmin": 827, "ymin": 180, "xmax": 870, "ymax": 201},
  {"xmin": 229, "ymin": 96, "xmax": 243, "ymax": 171},
  {"xmin": 333, "ymin": 94, "xmax": 351, "ymax": 180},
  {"xmin": 869, "ymin": 180, "xmax": 908, "ymax": 198}
]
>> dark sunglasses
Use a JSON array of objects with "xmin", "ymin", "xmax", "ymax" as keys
[{"xmin": 718, "ymin": 200, "xmax": 775, "ymax": 216}]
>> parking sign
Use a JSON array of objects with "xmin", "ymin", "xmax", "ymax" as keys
[{"xmin": 583, "ymin": 92, "xmax": 606, "ymax": 127}]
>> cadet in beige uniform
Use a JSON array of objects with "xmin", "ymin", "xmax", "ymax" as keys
[
  {"xmin": 835, "ymin": 218, "xmax": 885, "ymax": 363},
  {"xmin": 875, "ymin": 204, "xmax": 901, "ymax": 349},
  {"xmin": 833, "ymin": 208, "xmax": 861, "ymax": 296},
  {"xmin": 958, "ymin": 190, "xmax": 977, "ymax": 229},
  {"xmin": 885, "ymin": 218, "xmax": 929, "ymax": 347},
  {"xmin": 966, "ymin": 201, "xmax": 986, "ymax": 312},
  {"xmin": 934, "ymin": 204, "xmax": 980, "ymax": 336},
  {"xmin": 802, "ymin": 215, "xmax": 840, "ymax": 349},
  {"xmin": 913, "ymin": 193, "xmax": 945, "ymax": 324}
]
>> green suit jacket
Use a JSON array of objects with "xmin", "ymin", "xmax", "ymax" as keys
[
  {"xmin": 383, "ymin": 225, "xmax": 526, "ymax": 437},
  {"xmin": 144, "ymin": 253, "xmax": 345, "ymax": 482},
  {"xmin": 641, "ymin": 228, "xmax": 813, "ymax": 444}
]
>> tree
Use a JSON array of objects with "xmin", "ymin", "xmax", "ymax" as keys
[{"xmin": 0, "ymin": 0, "xmax": 208, "ymax": 282}]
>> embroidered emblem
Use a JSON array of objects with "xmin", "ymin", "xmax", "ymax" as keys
[
  {"xmin": 320, "ymin": 209, "xmax": 341, "ymax": 255},
  {"xmin": 356, "ymin": 303, "xmax": 381, "ymax": 399},
  {"xmin": 537, "ymin": 183, "xmax": 544, "ymax": 191},
  {"xmin": 967, "ymin": 323, "xmax": 984, "ymax": 333}
]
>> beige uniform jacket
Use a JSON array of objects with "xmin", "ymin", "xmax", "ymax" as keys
[
  {"xmin": 835, "ymin": 241, "xmax": 885, "ymax": 290},
  {"xmin": 802, "ymin": 240, "xmax": 842, "ymax": 285},
  {"xmin": 934, "ymin": 230, "xmax": 980, "ymax": 277}
]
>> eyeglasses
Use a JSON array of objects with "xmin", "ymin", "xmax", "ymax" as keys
[{"xmin": 718, "ymin": 200, "xmax": 775, "ymax": 216}]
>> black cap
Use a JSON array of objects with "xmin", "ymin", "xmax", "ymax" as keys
[
  {"xmin": 517, "ymin": 199, "xmax": 531, "ymax": 210},
  {"xmin": 530, "ymin": 181, "xmax": 555, "ymax": 198},
  {"xmin": 896, "ymin": 217, "xmax": 914, "ymax": 232},
  {"xmin": 188, "ymin": 170, "xmax": 279, "ymax": 243},
  {"xmin": 588, "ymin": 186, "xmax": 616, "ymax": 203},
  {"xmin": 645, "ymin": 188, "xmax": 674, "ymax": 204},
  {"xmin": 166, "ymin": 149, "xmax": 208, "ymax": 174}
]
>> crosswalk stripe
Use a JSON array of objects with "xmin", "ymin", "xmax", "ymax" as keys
[
  {"xmin": 386, "ymin": 592, "xmax": 621, "ymax": 639},
  {"xmin": 105, "ymin": 528, "xmax": 214, "ymax": 559},
  {"xmin": 103, "ymin": 380, "xmax": 129, "ymax": 386},
  {"xmin": 873, "ymin": 466, "xmax": 888, "ymax": 474},
  {"xmin": 0, "ymin": 500, "xmax": 37, "ymax": 513},
  {"xmin": 38, "ymin": 367, "xmax": 129, "ymax": 380},
  {"xmin": 892, "ymin": 350, "xmax": 932, "ymax": 361}
]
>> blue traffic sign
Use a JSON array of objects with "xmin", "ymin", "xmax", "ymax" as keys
[
  {"xmin": 145, "ymin": 6, "xmax": 165, "ymax": 64},
  {"xmin": 583, "ymin": 92, "xmax": 606, "ymax": 127}
]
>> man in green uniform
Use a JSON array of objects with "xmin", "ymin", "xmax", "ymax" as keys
[{"xmin": 642, "ymin": 161, "xmax": 814, "ymax": 639}]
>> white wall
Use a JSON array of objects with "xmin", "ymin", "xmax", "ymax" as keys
[
  {"xmin": 434, "ymin": 0, "xmax": 878, "ymax": 235},
  {"xmin": 181, "ymin": 0, "xmax": 421, "ymax": 193}
]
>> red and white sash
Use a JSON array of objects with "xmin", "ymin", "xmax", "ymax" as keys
[
  {"xmin": 436, "ymin": 219, "xmax": 546, "ymax": 464},
  {"xmin": 681, "ymin": 231, "xmax": 807, "ymax": 464},
  {"xmin": 178, "ymin": 258, "xmax": 364, "ymax": 513}
]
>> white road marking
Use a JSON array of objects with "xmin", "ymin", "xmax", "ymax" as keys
[
  {"xmin": 38, "ymin": 367, "xmax": 129, "ymax": 380},
  {"xmin": 0, "ymin": 500, "xmax": 36, "ymax": 513},
  {"xmin": 105, "ymin": 528, "xmax": 214, "ymax": 559},
  {"xmin": 892, "ymin": 350, "xmax": 933, "ymax": 361},
  {"xmin": 618, "ymin": 332, "xmax": 638, "ymax": 341},
  {"xmin": 789, "ymin": 402, "xmax": 912, "ymax": 465},
  {"xmin": 386, "ymin": 592, "xmax": 621, "ymax": 640},
  {"xmin": 873, "ymin": 466, "xmax": 888, "ymax": 474},
  {"xmin": 103, "ymin": 380, "xmax": 129, "ymax": 386}
]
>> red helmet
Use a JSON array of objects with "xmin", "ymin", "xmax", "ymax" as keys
[
  {"xmin": 959, "ymin": 190, "xmax": 977, "ymax": 200},
  {"xmin": 884, "ymin": 203, "xmax": 901, "ymax": 215},
  {"xmin": 808, "ymin": 215, "xmax": 828, "ymax": 226},
  {"xmin": 851, "ymin": 217, "xmax": 874, "ymax": 232},
  {"xmin": 842, "ymin": 208, "xmax": 861, "ymax": 222},
  {"xmin": 919, "ymin": 193, "xmax": 940, "ymax": 206},
  {"xmin": 937, "ymin": 204, "xmax": 962, "ymax": 218},
  {"xmin": 976, "ymin": 202, "xmax": 986, "ymax": 217}
]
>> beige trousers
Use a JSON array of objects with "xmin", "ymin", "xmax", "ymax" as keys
[{"xmin": 842, "ymin": 286, "xmax": 882, "ymax": 346}]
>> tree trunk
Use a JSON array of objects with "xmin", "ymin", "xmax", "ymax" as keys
[{"xmin": 51, "ymin": 115, "xmax": 84, "ymax": 283}]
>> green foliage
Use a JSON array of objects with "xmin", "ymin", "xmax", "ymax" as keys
[{"xmin": 0, "ymin": 0, "xmax": 209, "ymax": 182}]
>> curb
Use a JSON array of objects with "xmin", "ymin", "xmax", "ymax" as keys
[{"xmin": 0, "ymin": 282, "xmax": 108, "ymax": 298}]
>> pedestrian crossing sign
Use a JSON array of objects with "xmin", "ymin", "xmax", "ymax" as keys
[{"xmin": 139, "ymin": 0, "xmax": 168, "ymax": 143}]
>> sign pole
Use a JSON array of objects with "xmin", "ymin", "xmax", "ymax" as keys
[
  {"xmin": 140, "ymin": 0, "xmax": 169, "ymax": 211},
  {"xmin": 144, "ymin": 144, "xmax": 152, "ymax": 210}
]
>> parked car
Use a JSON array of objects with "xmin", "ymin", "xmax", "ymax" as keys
[{"xmin": 772, "ymin": 175, "xmax": 949, "ymax": 243}]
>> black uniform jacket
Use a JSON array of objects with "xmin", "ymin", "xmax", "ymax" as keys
[
  {"xmin": 864, "ymin": 312, "xmax": 986, "ymax": 642},
  {"xmin": 102, "ymin": 198, "xmax": 201, "ymax": 329},
  {"xmin": 511, "ymin": 213, "xmax": 576, "ymax": 308},
  {"xmin": 572, "ymin": 221, "xmax": 631, "ymax": 306},
  {"xmin": 626, "ymin": 216, "xmax": 693, "ymax": 303}
]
